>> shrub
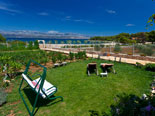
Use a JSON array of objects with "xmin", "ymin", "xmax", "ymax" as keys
[
  {"xmin": 94, "ymin": 45, "xmax": 100, "ymax": 51},
  {"xmin": 69, "ymin": 52, "xmax": 74, "ymax": 60},
  {"xmin": 114, "ymin": 44, "xmax": 121, "ymax": 52},
  {"xmin": 34, "ymin": 40, "xmax": 39, "ymax": 49},
  {"xmin": 0, "ymin": 88, "xmax": 7, "ymax": 106},
  {"xmin": 143, "ymin": 47, "xmax": 154, "ymax": 56},
  {"xmin": 57, "ymin": 53, "xmax": 63, "ymax": 62},
  {"xmin": 62, "ymin": 55, "xmax": 68, "ymax": 61},
  {"xmin": 52, "ymin": 56, "xmax": 57, "ymax": 63},
  {"xmin": 75, "ymin": 53, "xmax": 79, "ymax": 59},
  {"xmin": 28, "ymin": 41, "xmax": 33, "ymax": 50},
  {"xmin": 136, "ymin": 62, "xmax": 143, "ymax": 69},
  {"xmin": 145, "ymin": 63, "xmax": 155, "ymax": 72},
  {"xmin": 136, "ymin": 45, "xmax": 154, "ymax": 56}
]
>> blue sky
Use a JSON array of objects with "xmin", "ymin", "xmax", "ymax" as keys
[{"xmin": 0, "ymin": 0, "xmax": 154, "ymax": 36}]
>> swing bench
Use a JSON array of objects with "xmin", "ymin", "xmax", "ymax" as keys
[{"xmin": 19, "ymin": 60, "xmax": 63, "ymax": 116}]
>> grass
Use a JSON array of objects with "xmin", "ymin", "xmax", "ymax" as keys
[{"xmin": 0, "ymin": 59, "xmax": 154, "ymax": 116}]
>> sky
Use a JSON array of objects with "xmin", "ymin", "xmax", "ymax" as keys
[{"xmin": 0, "ymin": 0, "xmax": 154, "ymax": 36}]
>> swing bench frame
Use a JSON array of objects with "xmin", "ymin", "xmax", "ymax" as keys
[{"xmin": 19, "ymin": 60, "xmax": 63, "ymax": 116}]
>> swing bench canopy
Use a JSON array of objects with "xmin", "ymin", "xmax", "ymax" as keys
[{"xmin": 19, "ymin": 60, "xmax": 63, "ymax": 116}]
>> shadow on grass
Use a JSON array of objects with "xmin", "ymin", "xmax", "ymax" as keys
[{"xmin": 23, "ymin": 86, "xmax": 62, "ymax": 115}]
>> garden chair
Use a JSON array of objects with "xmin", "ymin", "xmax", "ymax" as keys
[
  {"xmin": 19, "ymin": 60, "xmax": 63, "ymax": 116},
  {"xmin": 54, "ymin": 63, "xmax": 60, "ymax": 67},
  {"xmin": 87, "ymin": 63, "xmax": 98, "ymax": 76}
]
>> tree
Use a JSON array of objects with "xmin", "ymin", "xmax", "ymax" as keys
[
  {"xmin": 84, "ymin": 40, "xmax": 88, "ymax": 44},
  {"xmin": 114, "ymin": 44, "xmax": 121, "ymax": 52},
  {"xmin": 34, "ymin": 40, "xmax": 39, "ymax": 49},
  {"xmin": 148, "ymin": 30, "xmax": 155, "ymax": 44},
  {"xmin": 28, "ymin": 41, "xmax": 33, "ymax": 50},
  {"xmin": 60, "ymin": 41, "xmax": 64, "ymax": 44},
  {"xmin": 146, "ymin": 0, "xmax": 155, "ymax": 28},
  {"xmin": 77, "ymin": 40, "xmax": 81, "ymax": 44},
  {"xmin": 0, "ymin": 34, "xmax": 6, "ymax": 42},
  {"xmin": 132, "ymin": 32, "xmax": 148, "ymax": 44},
  {"xmin": 54, "ymin": 40, "xmax": 58, "ymax": 44}
]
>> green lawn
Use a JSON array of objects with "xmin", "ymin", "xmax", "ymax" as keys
[{"xmin": 0, "ymin": 59, "xmax": 153, "ymax": 116}]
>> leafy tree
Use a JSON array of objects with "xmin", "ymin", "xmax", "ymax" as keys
[
  {"xmin": 84, "ymin": 40, "xmax": 88, "ymax": 44},
  {"xmin": 148, "ymin": 30, "xmax": 155, "ymax": 44},
  {"xmin": 67, "ymin": 40, "xmax": 72, "ymax": 44},
  {"xmin": 132, "ymin": 32, "xmax": 148, "ymax": 44},
  {"xmin": 0, "ymin": 34, "xmax": 6, "ymax": 42},
  {"xmin": 54, "ymin": 40, "xmax": 58, "ymax": 44},
  {"xmin": 146, "ymin": 0, "xmax": 155, "ymax": 28},
  {"xmin": 60, "ymin": 41, "xmax": 64, "ymax": 44},
  {"xmin": 34, "ymin": 40, "xmax": 39, "ymax": 49},
  {"xmin": 28, "ymin": 41, "xmax": 33, "ymax": 50},
  {"xmin": 77, "ymin": 40, "xmax": 81, "ymax": 44},
  {"xmin": 116, "ymin": 33, "xmax": 130, "ymax": 43},
  {"xmin": 114, "ymin": 44, "xmax": 121, "ymax": 52}
]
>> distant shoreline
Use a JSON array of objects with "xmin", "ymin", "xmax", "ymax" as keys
[{"xmin": 6, "ymin": 38, "xmax": 90, "ymax": 44}]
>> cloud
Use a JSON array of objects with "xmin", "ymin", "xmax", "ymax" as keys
[
  {"xmin": 38, "ymin": 12, "xmax": 49, "ymax": 16},
  {"xmin": 65, "ymin": 16, "xmax": 71, "ymax": 20},
  {"xmin": 125, "ymin": 24, "xmax": 135, "ymax": 27},
  {"xmin": 106, "ymin": 9, "xmax": 116, "ymax": 14},
  {"xmin": 74, "ymin": 19, "xmax": 94, "ymax": 24},
  {"xmin": 0, "ymin": 2, "xmax": 21, "ymax": 14},
  {"xmin": 63, "ymin": 15, "xmax": 94, "ymax": 24},
  {"xmin": 47, "ymin": 30, "xmax": 59, "ymax": 34}
]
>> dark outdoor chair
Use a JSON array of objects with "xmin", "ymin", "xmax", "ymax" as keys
[{"xmin": 87, "ymin": 63, "xmax": 98, "ymax": 76}]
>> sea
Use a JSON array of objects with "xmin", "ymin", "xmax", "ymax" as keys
[{"xmin": 6, "ymin": 38, "xmax": 90, "ymax": 44}]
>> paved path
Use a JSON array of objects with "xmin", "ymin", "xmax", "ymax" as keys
[{"xmin": 41, "ymin": 48, "xmax": 155, "ymax": 65}]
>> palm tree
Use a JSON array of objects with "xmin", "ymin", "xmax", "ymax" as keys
[
  {"xmin": 61, "ymin": 41, "xmax": 64, "ymax": 44},
  {"xmin": 60, "ymin": 41, "xmax": 65, "ymax": 48},
  {"xmin": 77, "ymin": 40, "xmax": 81, "ymax": 51},
  {"xmin": 84, "ymin": 40, "xmax": 88, "ymax": 45},
  {"xmin": 66, "ymin": 40, "xmax": 72, "ymax": 51},
  {"xmin": 73, "ymin": 41, "xmax": 76, "ymax": 48},
  {"xmin": 48, "ymin": 40, "xmax": 52, "ymax": 48},
  {"xmin": 54, "ymin": 40, "xmax": 58, "ymax": 44}
]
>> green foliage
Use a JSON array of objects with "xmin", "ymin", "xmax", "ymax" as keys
[
  {"xmin": 114, "ymin": 44, "xmax": 121, "ymax": 52},
  {"xmin": 52, "ymin": 56, "xmax": 57, "ymax": 63},
  {"xmin": 136, "ymin": 62, "xmax": 144, "ymax": 69},
  {"xmin": 62, "ymin": 55, "xmax": 68, "ymax": 61},
  {"xmin": 147, "ymin": 14, "xmax": 155, "ymax": 28},
  {"xmin": 135, "ymin": 45, "xmax": 154, "ymax": 56},
  {"xmin": 28, "ymin": 41, "xmax": 33, "ymax": 50},
  {"xmin": 94, "ymin": 45, "xmax": 100, "ymax": 51},
  {"xmin": 77, "ymin": 40, "xmax": 81, "ymax": 44},
  {"xmin": 69, "ymin": 52, "xmax": 74, "ymax": 60},
  {"xmin": 57, "ymin": 53, "xmax": 63, "ymax": 62},
  {"xmin": 34, "ymin": 40, "xmax": 39, "ymax": 49},
  {"xmin": 74, "ymin": 51, "xmax": 87, "ymax": 60},
  {"xmin": 107, "ymin": 94, "xmax": 155, "ymax": 116},
  {"xmin": 148, "ymin": 30, "xmax": 155, "ymax": 44},
  {"xmin": 0, "ymin": 88, "xmax": 7, "ymax": 106},
  {"xmin": 91, "ymin": 31, "xmax": 154, "ymax": 44},
  {"xmin": 145, "ymin": 63, "xmax": 155, "ymax": 72},
  {"xmin": 0, "ymin": 34, "xmax": 6, "ymax": 42},
  {"xmin": 90, "ymin": 36, "xmax": 115, "ymax": 41}
]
